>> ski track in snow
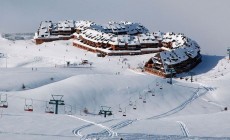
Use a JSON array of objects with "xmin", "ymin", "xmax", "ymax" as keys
[
  {"xmin": 85, "ymin": 119, "xmax": 135, "ymax": 139},
  {"xmin": 146, "ymin": 86, "xmax": 208, "ymax": 120},
  {"xmin": 68, "ymin": 115, "xmax": 117, "ymax": 139},
  {"xmin": 177, "ymin": 121, "xmax": 190, "ymax": 137},
  {"xmin": 71, "ymin": 86, "xmax": 208, "ymax": 139}
]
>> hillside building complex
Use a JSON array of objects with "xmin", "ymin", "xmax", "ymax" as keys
[
  {"xmin": 34, "ymin": 20, "xmax": 75, "ymax": 44},
  {"xmin": 34, "ymin": 20, "xmax": 201, "ymax": 77}
]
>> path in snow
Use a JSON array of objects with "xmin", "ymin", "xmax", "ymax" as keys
[
  {"xmin": 146, "ymin": 86, "xmax": 207, "ymax": 120},
  {"xmin": 177, "ymin": 121, "xmax": 190, "ymax": 137},
  {"xmin": 68, "ymin": 115, "xmax": 117, "ymax": 139},
  {"xmin": 85, "ymin": 119, "xmax": 135, "ymax": 139}
]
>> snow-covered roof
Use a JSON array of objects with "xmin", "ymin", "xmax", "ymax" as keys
[
  {"xmin": 75, "ymin": 20, "xmax": 96, "ymax": 31},
  {"xmin": 80, "ymin": 28, "xmax": 156, "ymax": 46},
  {"xmin": 160, "ymin": 40, "xmax": 200, "ymax": 65},
  {"xmin": 138, "ymin": 33, "xmax": 158, "ymax": 44},
  {"xmin": 57, "ymin": 20, "xmax": 75, "ymax": 31},
  {"xmin": 88, "ymin": 21, "xmax": 149, "ymax": 35},
  {"xmin": 35, "ymin": 20, "xmax": 75, "ymax": 39},
  {"xmin": 162, "ymin": 32, "xmax": 188, "ymax": 48},
  {"xmin": 149, "ymin": 33, "xmax": 201, "ymax": 74}
]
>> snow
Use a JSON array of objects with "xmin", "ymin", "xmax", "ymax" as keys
[{"xmin": 0, "ymin": 37, "xmax": 230, "ymax": 139}]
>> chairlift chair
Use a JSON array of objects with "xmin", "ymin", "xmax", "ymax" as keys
[
  {"xmin": 156, "ymin": 82, "xmax": 159, "ymax": 87},
  {"xmin": 0, "ymin": 101, "xmax": 8, "ymax": 108},
  {"xmin": 152, "ymin": 89, "xmax": 155, "ymax": 96},
  {"xmin": 0, "ymin": 94, "xmax": 8, "ymax": 108},
  {"xmin": 108, "ymin": 111, "xmax": 113, "ymax": 116},
  {"xmin": 123, "ymin": 108, "xmax": 126, "ymax": 117},
  {"xmin": 143, "ymin": 95, "xmax": 147, "ymax": 103},
  {"xmin": 24, "ymin": 105, "xmax": 33, "ymax": 112},
  {"xmin": 45, "ymin": 102, "xmax": 54, "ymax": 114},
  {"xmin": 139, "ymin": 92, "xmax": 142, "ymax": 99},
  {"xmin": 129, "ymin": 100, "xmax": 133, "ymax": 106},
  {"xmin": 64, "ymin": 105, "xmax": 72, "ymax": 115},
  {"xmin": 118, "ymin": 104, "xmax": 122, "ymax": 112},
  {"xmin": 99, "ymin": 110, "xmax": 103, "ymax": 115},
  {"xmin": 24, "ymin": 99, "xmax": 33, "ymax": 112},
  {"xmin": 45, "ymin": 106, "xmax": 54, "ymax": 114},
  {"xmin": 133, "ymin": 101, "xmax": 137, "ymax": 110}
]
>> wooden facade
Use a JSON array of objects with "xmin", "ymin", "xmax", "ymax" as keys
[
  {"xmin": 144, "ymin": 52, "xmax": 202, "ymax": 78},
  {"xmin": 35, "ymin": 35, "xmax": 73, "ymax": 45}
]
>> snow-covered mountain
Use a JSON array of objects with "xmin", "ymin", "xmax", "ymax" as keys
[
  {"xmin": 1, "ymin": 33, "xmax": 34, "ymax": 41},
  {"xmin": 0, "ymin": 37, "xmax": 229, "ymax": 140}
]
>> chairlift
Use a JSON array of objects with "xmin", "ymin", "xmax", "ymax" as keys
[
  {"xmin": 147, "ymin": 85, "xmax": 152, "ymax": 93},
  {"xmin": 45, "ymin": 102, "xmax": 54, "ymax": 114},
  {"xmin": 108, "ymin": 111, "xmax": 113, "ymax": 116},
  {"xmin": 129, "ymin": 99, "xmax": 133, "ymax": 106},
  {"xmin": 118, "ymin": 104, "xmax": 122, "ymax": 112},
  {"xmin": 139, "ymin": 92, "xmax": 142, "ymax": 99},
  {"xmin": 64, "ymin": 105, "xmax": 72, "ymax": 115},
  {"xmin": 151, "ymin": 89, "xmax": 155, "ymax": 96},
  {"xmin": 143, "ymin": 95, "xmax": 147, "ymax": 103},
  {"xmin": 0, "ymin": 94, "xmax": 8, "ymax": 108},
  {"xmin": 123, "ymin": 108, "xmax": 126, "ymax": 117},
  {"xmin": 99, "ymin": 106, "xmax": 113, "ymax": 117},
  {"xmin": 133, "ymin": 101, "xmax": 137, "ymax": 110},
  {"xmin": 156, "ymin": 82, "xmax": 159, "ymax": 86},
  {"xmin": 24, "ymin": 99, "xmax": 33, "ymax": 112},
  {"xmin": 0, "ymin": 101, "xmax": 8, "ymax": 108}
]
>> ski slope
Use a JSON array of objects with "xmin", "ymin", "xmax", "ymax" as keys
[{"xmin": 0, "ymin": 35, "xmax": 230, "ymax": 140}]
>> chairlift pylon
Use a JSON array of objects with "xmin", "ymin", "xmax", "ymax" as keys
[{"xmin": 99, "ymin": 106, "xmax": 113, "ymax": 118}]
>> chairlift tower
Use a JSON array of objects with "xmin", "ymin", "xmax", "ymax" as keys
[
  {"xmin": 49, "ymin": 95, "xmax": 65, "ymax": 114},
  {"xmin": 167, "ymin": 68, "xmax": 176, "ymax": 84},
  {"xmin": 188, "ymin": 71, "xmax": 195, "ymax": 82},
  {"xmin": 98, "ymin": 106, "xmax": 113, "ymax": 118}
]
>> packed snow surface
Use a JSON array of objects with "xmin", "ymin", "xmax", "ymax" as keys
[{"xmin": 0, "ymin": 37, "xmax": 230, "ymax": 140}]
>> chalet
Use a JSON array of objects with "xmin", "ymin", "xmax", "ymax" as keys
[
  {"xmin": 34, "ymin": 20, "xmax": 76, "ymax": 44},
  {"xmin": 72, "ymin": 21, "xmax": 161, "ymax": 55},
  {"xmin": 145, "ymin": 33, "xmax": 201, "ymax": 77}
]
